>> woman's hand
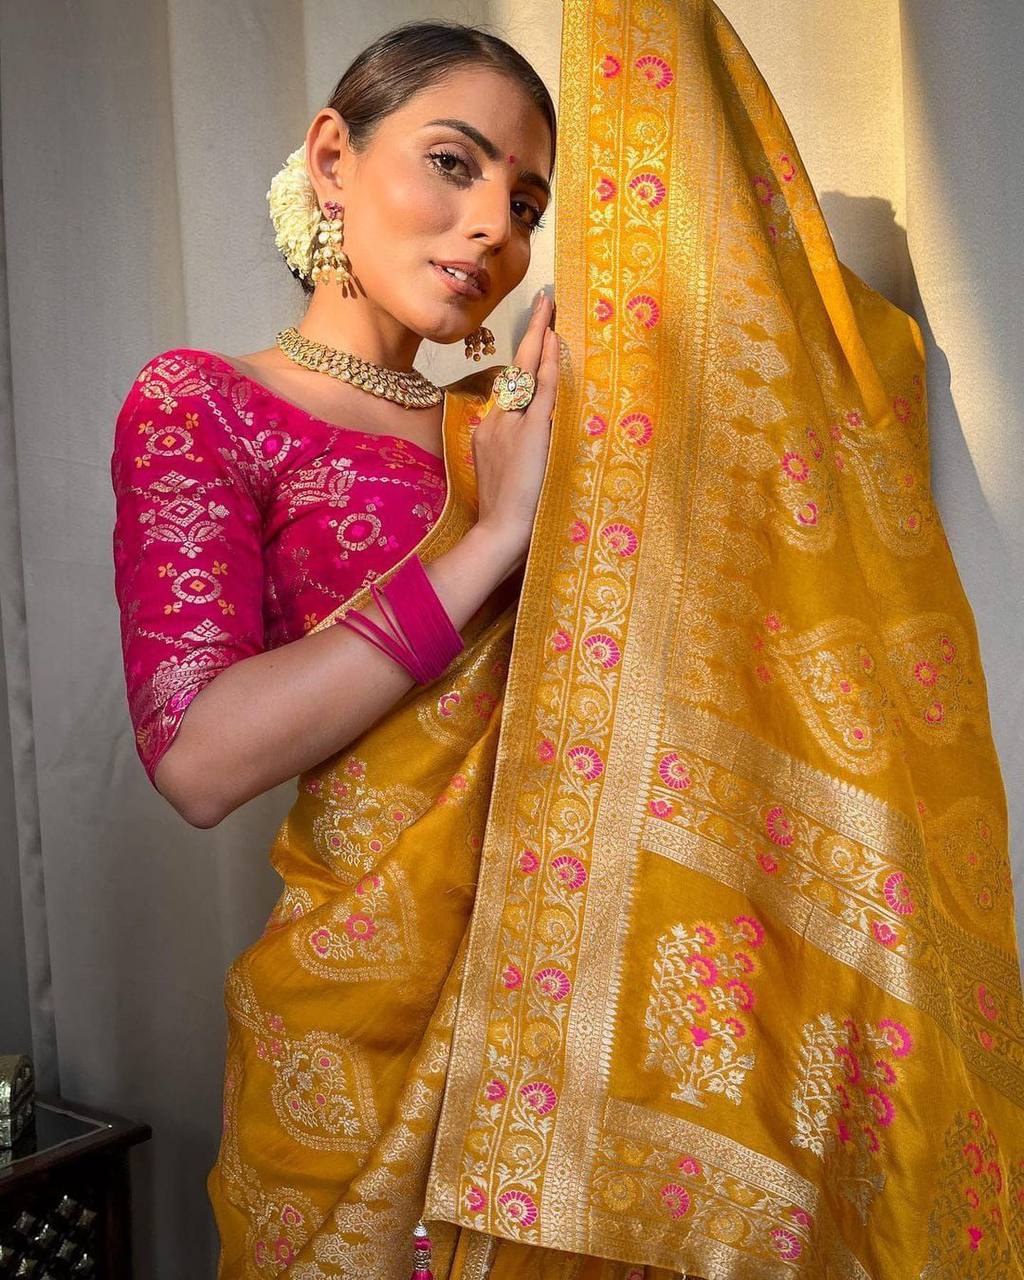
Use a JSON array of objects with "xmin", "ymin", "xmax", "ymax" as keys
[{"xmin": 471, "ymin": 290, "xmax": 560, "ymax": 561}]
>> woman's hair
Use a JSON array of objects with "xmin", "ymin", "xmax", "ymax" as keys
[{"xmin": 294, "ymin": 20, "xmax": 557, "ymax": 295}]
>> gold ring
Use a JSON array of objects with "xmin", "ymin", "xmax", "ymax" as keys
[{"xmin": 493, "ymin": 364, "xmax": 536, "ymax": 412}]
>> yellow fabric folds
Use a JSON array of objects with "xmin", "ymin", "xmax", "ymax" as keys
[{"xmin": 208, "ymin": 1, "xmax": 1024, "ymax": 1276}]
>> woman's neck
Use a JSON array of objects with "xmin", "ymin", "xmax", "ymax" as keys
[{"xmin": 296, "ymin": 289, "xmax": 423, "ymax": 371}]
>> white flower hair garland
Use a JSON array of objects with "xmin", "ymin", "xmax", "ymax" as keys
[{"xmin": 266, "ymin": 144, "xmax": 321, "ymax": 282}]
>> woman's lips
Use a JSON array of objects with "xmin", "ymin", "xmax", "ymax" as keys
[{"xmin": 431, "ymin": 261, "xmax": 486, "ymax": 299}]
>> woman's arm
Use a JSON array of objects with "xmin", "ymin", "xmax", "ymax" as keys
[
  {"xmin": 157, "ymin": 298, "xmax": 560, "ymax": 828},
  {"xmin": 154, "ymin": 522, "xmax": 523, "ymax": 828}
]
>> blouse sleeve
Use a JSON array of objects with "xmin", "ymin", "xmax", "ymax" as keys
[{"xmin": 110, "ymin": 352, "xmax": 266, "ymax": 787}]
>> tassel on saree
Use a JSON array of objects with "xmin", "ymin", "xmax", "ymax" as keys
[{"xmin": 409, "ymin": 1219, "xmax": 434, "ymax": 1279}]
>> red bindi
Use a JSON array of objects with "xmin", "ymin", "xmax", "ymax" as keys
[{"xmin": 508, "ymin": 154, "xmax": 517, "ymax": 164}]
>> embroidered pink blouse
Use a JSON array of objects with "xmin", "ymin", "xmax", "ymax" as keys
[{"xmin": 110, "ymin": 348, "xmax": 447, "ymax": 786}]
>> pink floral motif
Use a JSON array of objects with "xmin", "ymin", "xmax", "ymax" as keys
[
  {"xmin": 733, "ymin": 915, "xmax": 766, "ymax": 947},
  {"xmin": 600, "ymin": 521, "xmax": 639, "ymax": 556},
  {"xmin": 552, "ymin": 628, "xmax": 573, "ymax": 653},
  {"xmin": 570, "ymin": 519, "xmax": 589, "ymax": 543},
  {"xmin": 771, "ymin": 1227, "xmax": 802, "ymax": 1260},
  {"xmin": 585, "ymin": 413, "xmax": 608, "ymax": 438},
  {"xmin": 871, "ymin": 920, "xmax": 900, "ymax": 947},
  {"xmin": 795, "ymin": 501, "xmax": 818, "ymax": 526},
  {"xmin": 914, "ymin": 659, "xmax": 938, "ymax": 686},
  {"xmin": 727, "ymin": 979, "xmax": 755, "ymax": 1010},
  {"xmin": 497, "ymin": 1189, "xmax": 538, "ymax": 1227},
  {"xmin": 976, "ymin": 985, "xmax": 1000, "ymax": 1022},
  {"xmin": 765, "ymin": 804, "xmax": 796, "ymax": 847},
  {"xmin": 659, "ymin": 1183, "xmax": 690, "ymax": 1218},
  {"xmin": 880, "ymin": 1018, "xmax": 911, "ymax": 1059},
  {"xmin": 658, "ymin": 751, "xmax": 692, "ymax": 790},
  {"xmin": 676, "ymin": 1155, "xmax": 703, "ymax": 1176},
  {"xmin": 537, "ymin": 738, "xmax": 556, "ymax": 763},
  {"xmin": 833, "ymin": 1045, "xmax": 861, "ymax": 1083},
  {"xmin": 534, "ymin": 966, "xmax": 572, "ymax": 1001},
  {"xmin": 551, "ymin": 854, "xmax": 588, "ymax": 890},
  {"xmin": 567, "ymin": 744, "xmax": 604, "ymax": 780},
  {"xmin": 484, "ymin": 1079, "xmax": 507, "ymax": 1101},
  {"xmin": 646, "ymin": 915, "xmax": 767, "ymax": 1109},
  {"xmin": 595, "ymin": 298, "xmax": 614, "ymax": 322},
  {"xmin": 687, "ymin": 953, "xmax": 719, "ymax": 986},
  {"xmin": 435, "ymin": 691, "xmax": 460, "ymax": 721},
  {"xmin": 518, "ymin": 848, "xmax": 540, "ymax": 875},
  {"xmin": 520, "ymin": 1079, "xmax": 558, "ymax": 1115},
  {"xmin": 583, "ymin": 633, "xmax": 622, "ymax": 667},
  {"xmin": 648, "ymin": 798, "xmax": 674, "ymax": 818},
  {"xmin": 466, "ymin": 1185, "xmax": 487, "ymax": 1213},
  {"xmin": 619, "ymin": 411, "xmax": 654, "ymax": 446},
  {"xmin": 781, "ymin": 451, "xmax": 810, "ymax": 481},
  {"xmin": 882, "ymin": 871, "xmax": 916, "ymax": 916},
  {"xmin": 865, "ymin": 1086, "xmax": 895, "ymax": 1127},
  {"xmin": 626, "ymin": 294, "xmax": 661, "ymax": 328},
  {"xmin": 635, "ymin": 54, "xmax": 674, "ymax": 88},
  {"xmin": 753, "ymin": 174, "xmax": 775, "ymax": 204},
  {"xmin": 343, "ymin": 912, "xmax": 376, "ymax": 941},
  {"xmin": 628, "ymin": 172, "xmax": 667, "ymax": 207},
  {"xmin": 600, "ymin": 53, "xmax": 621, "ymax": 78},
  {"xmin": 502, "ymin": 962, "xmax": 523, "ymax": 990},
  {"xmin": 474, "ymin": 691, "xmax": 498, "ymax": 719},
  {"xmin": 596, "ymin": 176, "xmax": 617, "ymax": 201}
]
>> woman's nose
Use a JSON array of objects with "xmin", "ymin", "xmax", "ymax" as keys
[{"xmin": 465, "ymin": 186, "xmax": 514, "ymax": 249}]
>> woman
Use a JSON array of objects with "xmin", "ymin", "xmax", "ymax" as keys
[
  {"xmin": 112, "ymin": 4, "xmax": 1024, "ymax": 1279},
  {"xmin": 109, "ymin": 17, "xmax": 568, "ymax": 1273}
]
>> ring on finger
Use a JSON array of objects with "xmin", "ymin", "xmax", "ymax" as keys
[{"xmin": 493, "ymin": 364, "xmax": 537, "ymax": 412}]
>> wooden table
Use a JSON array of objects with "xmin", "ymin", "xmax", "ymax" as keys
[{"xmin": 0, "ymin": 1094, "xmax": 151, "ymax": 1278}]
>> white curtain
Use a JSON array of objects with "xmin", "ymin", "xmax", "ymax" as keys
[{"xmin": 0, "ymin": 1, "xmax": 1019, "ymax": 1274}]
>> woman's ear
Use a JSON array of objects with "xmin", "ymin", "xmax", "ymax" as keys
[{"xmin": 306, "ymin": 108, "xmax": 349, "ymax": 202}]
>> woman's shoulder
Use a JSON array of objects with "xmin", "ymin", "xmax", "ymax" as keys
[{"xmin": 123, "ymin": 347, "xmax": 239, "ymax": 406}]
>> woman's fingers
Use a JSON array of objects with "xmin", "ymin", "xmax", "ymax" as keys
[
  {"xmin": 525, "ymin": 327, "xmax": 560, "ymax": 425},
  {"xmin": 510, "ymin": 291, "xmax": 553, "ymax": 385}
]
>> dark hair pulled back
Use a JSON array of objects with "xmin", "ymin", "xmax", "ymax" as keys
[{"xmin": 291, "ymin": 20, "xmax": 556, "ymax": 295}]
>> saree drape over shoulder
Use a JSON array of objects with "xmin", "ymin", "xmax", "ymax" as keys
[{"xmin": 208, "ymin": 1, "xmax": 1024, "ymax": 1276}]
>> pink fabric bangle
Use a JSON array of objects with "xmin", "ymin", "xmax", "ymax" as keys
[{"xmin": 337, "ymin": 553, "xmax": 464, "ymax": 684}]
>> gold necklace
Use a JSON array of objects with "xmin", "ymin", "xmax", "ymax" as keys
[{"xmin": 275, "ymin": 326, "xmax": 443, "ymax": 409}]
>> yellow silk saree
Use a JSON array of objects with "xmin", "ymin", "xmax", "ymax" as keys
[{"xmin": 208, "ymin": 0, "xmax": 1024, "ymax": 1276}]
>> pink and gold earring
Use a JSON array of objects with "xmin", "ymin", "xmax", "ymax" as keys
[
  {"xmin": 311, "ymin": 199, "xmax": 355, "ymax": 295},
  {"xmin": 463, "ymin": 325, "xmax": 496, "ymax": 361}
]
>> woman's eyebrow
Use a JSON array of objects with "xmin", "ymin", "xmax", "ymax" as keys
[{"xmin": 424, "ymin": 117, "xmax": 551, "ymax": 201}]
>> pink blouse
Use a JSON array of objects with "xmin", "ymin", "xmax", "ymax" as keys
[{"xmin": 110, "ymin": 348, "xmax": 447, "ymax": 786}]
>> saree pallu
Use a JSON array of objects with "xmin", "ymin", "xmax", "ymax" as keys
[{"xmin": 208, "ymin": 0, "xmax": 1024, "ymax": 1276}]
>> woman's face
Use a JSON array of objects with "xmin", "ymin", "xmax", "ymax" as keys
[{"xmin": 308, "ymin": 64, "xmax": 553, "ymax": 343}]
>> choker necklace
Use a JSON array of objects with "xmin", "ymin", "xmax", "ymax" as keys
[{"xmin": 275, "ymin": 326, "xmax": 444, "ymax": 409}]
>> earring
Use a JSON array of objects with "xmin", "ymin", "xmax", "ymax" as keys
[
  {"xmin": 310, "ymin": 199, "xmax": 355, "ymax": 295},
  {"xmin": 463, "ymin": 325, "xmax": 496, "ymax": 362}
]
